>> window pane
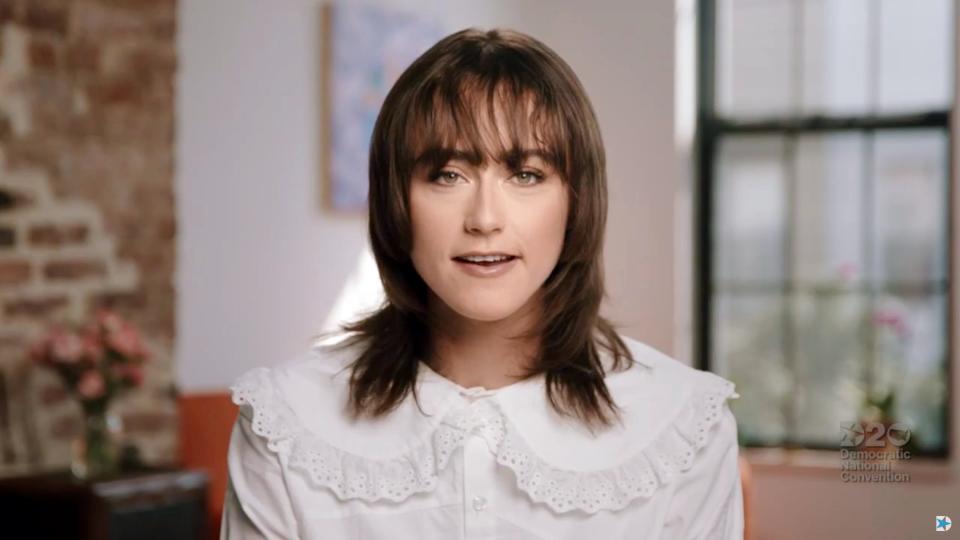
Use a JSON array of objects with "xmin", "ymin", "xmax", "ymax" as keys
[
  {"xmin": 801, "ymin": 0, "xmax": 871, "ymax": 115},
  {"xmin": 878, "ymin": 0, "xmax": 954, "ymax": 113},
  {"xmin": 714, "ymin": 135, "xmax": 787, "ymax": 285},
  {"xmin": 790, "ymin": 292, "xmax": 865, "ymax": 446},
  {"xmin": 794, "ymin": 133, "xmax": 866, "ymax": 285},
  {"xmin": 871, "ymin": 130, "xmax": 949, "ymax": 287},
  {"xmin": 871, "ymin": 293, "xmax": 948, "ymax": 453},
  {"xmin": 712, "ymin": 293, "xmax": 791, "ymax": 445},
  {"xmin": 716, "ymin": 0, "xmax": 797, "ymax": 118}
]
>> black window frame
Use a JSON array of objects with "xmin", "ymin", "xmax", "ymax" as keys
[{"xmin": 693, "ymin": 0, "xmax": 954, "ymax": 458}]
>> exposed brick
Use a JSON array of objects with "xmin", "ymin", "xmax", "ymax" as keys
[
  {"xmin": 28, "ymin": 38, "xmax": 58, "ymax": 69},
  {"xmin": 43, "ymin": 259, "xmax": 106, "ymax": 280},
  {"xmin": 90, "ymin": 290, "xmax": 145, "ymax": 311},
  {"xmin": 23, "ymin": 3, "xmax": 68, "ymax": 36},
  {"xmin": 0, "ymin": 188, "xmax": 34, "ymax": 211},
  {"xmin": 0, "ymin": 334, "xmax": 25, "ymax": 348},
  {"xmin": 0, "ymin": 113, "xmax": 12, "ymax": 141},
  {"xmin": 40, "ymin": 384, "xmax": 69, "ymax": 406},
  {"xmin": 0, "ymin": 260, "xmax": 30, "ymax": 285},
  {"xmin": 5, "ymin": 294, "xmax": 69, "ymax": 317},
  {"xmin": 124, "ymin": 46, "xmax": 176, "ymax": 75},
  {"xmin": 1, "ymin": 0, "xmax": 176, "ymax": 471},
  {"xmin": 0, "ymin": 1, "xmax": 13, "ymax": 24},
  {"xmin": 0, "ymin": 226, "xmax": 14, "ymax": 247},
  {"xmin": 50, "ymin": 415, "xmax": 81, "ymax": 440},
  {"xmin": 65, "ymin": 40, "xmax": 100, "ymax": 72},
  {"xmin": 97, "ymin": 0, "xmax": 176, "ymax": 8},
  {"xmin": 28, "ymin": 223, "xmax": 89, "ymax": 246},
  {"xmin": 86, "ymin": 77, "xmax": 143, "ymax": 106}
]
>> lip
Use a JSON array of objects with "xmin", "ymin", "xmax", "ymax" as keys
[
  {"xmin": 453, "ymin": 257, "xmax": 519, "ymax": 278},
  {"xmin": 453, "ymin": 251, "xmax": 519, "ymax": 258}
]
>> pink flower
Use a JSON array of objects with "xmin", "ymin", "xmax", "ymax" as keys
[
  {"xmin": 106, "ymin": 324, "xmax": 146, "ymax": 359},
  {"xmin": 81, "ymin": 333, "xmax": 104, "ymax": 365},
  {"xmin": 838, "ymin": 262, "xmax": 858, "ymax": 283},
  {"xmin": 96, "ymin": 309, "xmax": 123, "ymax": 335},
  {"xmin": 873, "ymin": 309, "xmax": 910, "ymax": 339},
  {"xmin": 77, "ymin": 370, "xmax": 106, "ymax": 400},
  {"xmin": 112, "ymin": 364, "xmax": 144, "ymax": 387},
  {"xmin": 51, "ymin": 330, "xmax": 84, "ymax": 365}
]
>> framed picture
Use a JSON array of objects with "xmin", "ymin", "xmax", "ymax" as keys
[{"xmin": 322, "ymin": 3, "xmax": 444, "ymax": 213}]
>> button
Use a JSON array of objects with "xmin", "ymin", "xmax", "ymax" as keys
[{"xmin": 472, "ymin": 495, "xmax": 488, "ymax": 511}]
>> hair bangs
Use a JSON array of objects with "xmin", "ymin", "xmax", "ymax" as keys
[{"xmin": 404, "ymin": 75, "xmax": 570, "ymax": 182}]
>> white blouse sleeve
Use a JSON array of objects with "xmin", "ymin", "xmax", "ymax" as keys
[
  {"xmin": 220, "ymin": 404, "xmax": 301, "ymax": 540},
  {"xmin": 662, "ymin": 401, "xmax": 744, "ymax": 540}
]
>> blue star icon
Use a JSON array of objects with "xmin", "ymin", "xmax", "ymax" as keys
[{"xmin": 936, "ymin": 515, "xmax": 951, "ymax": 531}]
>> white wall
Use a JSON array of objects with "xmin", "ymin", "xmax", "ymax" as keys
[{"xmin": 175, "ymin": 0, "xmax": 678, "ymax": 391}]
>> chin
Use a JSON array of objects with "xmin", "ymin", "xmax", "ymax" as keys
[{"xmin": 449, "ymin": 300, "xmax": 526, "ymax": 323}]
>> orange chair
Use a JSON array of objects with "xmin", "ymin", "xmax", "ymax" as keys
[{"xmin": 178, "ymin": 392, "xmax": 237, "ymax": 540}]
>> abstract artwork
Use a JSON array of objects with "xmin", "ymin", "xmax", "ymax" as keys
[{"xmin": 324, "ymin": 3, "xmax": 445, "ymax": 212}]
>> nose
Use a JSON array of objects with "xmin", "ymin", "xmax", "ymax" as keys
[{"xmin": 463, "ymin": 178, "xmax": 503, "ymax": 235}]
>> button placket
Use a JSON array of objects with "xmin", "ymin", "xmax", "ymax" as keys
[{"xmin": 461, "ymin": 401, "xmax": 498, "ymax": 539}]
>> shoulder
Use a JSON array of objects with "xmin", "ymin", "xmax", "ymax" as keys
[
  {"xmin": 227, "ymin": 337, "xmax": 456, "ymax": 504},
  {"xmin": 615, "ymin": 335, "xmax": 739, "ymax": 429},
  {"xmin": 613, "ymin": 334, "xmax": 740, "ymax": 449},
  {"xmin": 228, "ymin": 337, "xmax": 451, "ymax": 460},
  {"xmin": 477, "ymin": 333, "xmax": 742, "ymax": 514},
  {"xmin": 490, "ymin": 334, "xmax": 741, "ymax": 512}
]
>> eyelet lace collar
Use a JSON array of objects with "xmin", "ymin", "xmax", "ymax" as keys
[{"xmin": 230, "ymin": 342, "xmax": 739, "ymax": 515}]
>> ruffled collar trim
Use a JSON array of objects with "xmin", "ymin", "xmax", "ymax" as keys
[{"xmin": 229, "ymin": 339, "xmax": 738, "ymax": 515}]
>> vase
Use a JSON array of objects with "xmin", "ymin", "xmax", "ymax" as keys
[{"xmin": 71, "ymin": 402, "xmax": 123, "ymax": 480}]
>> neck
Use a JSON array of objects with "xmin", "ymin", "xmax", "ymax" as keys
[{"xmin": 425, "ymin": 291, "xmax": 542, "ymax": 390}]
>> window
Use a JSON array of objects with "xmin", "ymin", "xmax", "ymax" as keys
[{"xmin": 696, "ymin": 0, "xmax": 954, "ymax": 456}]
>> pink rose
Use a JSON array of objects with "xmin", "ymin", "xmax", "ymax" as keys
[
  {"xmin": 51, "ymin": 330, "xmax": 84, "ymax": 365},
  {"xmin": 96, "ymin": 309, "xmax": 123, "ymax": 334},
  {"xmin": 77, "ymin": 370, "xmax": 106, "ymax": 400},
  {"xmin": 81, "ymin": 333, "xmax": 104, "ymax": 365},
  {"xmin": 112, "ymin": 364, "xmax": 144, "ymax": 387},
  {"xmin": 106, "ymin": 324, "xmax": 145, "ymax": 359}
]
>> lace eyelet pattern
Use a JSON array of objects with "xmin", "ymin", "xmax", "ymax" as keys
[
  {"xmin": 230, "ymin": 366, "xmax": 737, "ymax": 514},
  {"xmin": 491, "ymin": 375, "xmax": 736, "ymax": 514}
]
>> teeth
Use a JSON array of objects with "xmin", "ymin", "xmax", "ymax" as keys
[{"xmin": 461, "ymin": 255, "xmax": 511, "ymax": 263}]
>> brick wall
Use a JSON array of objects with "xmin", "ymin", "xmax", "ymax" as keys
[{"xmin": 0, "ymin": 0, "xmax": 177, "ymax": 476}]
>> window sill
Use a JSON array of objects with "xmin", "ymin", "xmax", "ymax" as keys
[{"xmin": 742, "ymin": 447, "xmax": 958, "ymax": 484}]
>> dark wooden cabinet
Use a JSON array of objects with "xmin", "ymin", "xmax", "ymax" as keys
[{"xmin": 0, "ymin": 467, "xmax": 209, "ymax": 540}]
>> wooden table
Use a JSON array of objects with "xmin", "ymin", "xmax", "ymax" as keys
[{"xmin": 0, "ymin": 466, "xmax": 209, "ymax": 540}]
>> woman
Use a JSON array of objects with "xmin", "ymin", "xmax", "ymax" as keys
[{"xmin": 222, "ymin": 27, "xmax": 743, "ymax": 540}]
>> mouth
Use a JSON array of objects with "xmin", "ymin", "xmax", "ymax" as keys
[
  {"xmin": 451, "ymin": 253, "xmax": 520, "ymax": 278},
  {"xmin": 451, "ymin": 253, "xmax": 519, "ymax": 266}
]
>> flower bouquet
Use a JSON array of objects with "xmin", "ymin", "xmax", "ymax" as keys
[{"xmin": 28, "ymin": 308, "xmax": 150, "ymax": 479}]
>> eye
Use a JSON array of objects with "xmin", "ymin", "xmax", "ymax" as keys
[
  {"xmin": 514, "ymin": 170, "xmax": 545, "ymax": 186},
  {"xmin": 429, "ymin": 170, "xmax": 462, "ymax": 185}
]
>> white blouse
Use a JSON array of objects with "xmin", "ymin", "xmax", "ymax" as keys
[{"xmin": 220, "ymin": 335, "xmax": 744, "ymax": 540}]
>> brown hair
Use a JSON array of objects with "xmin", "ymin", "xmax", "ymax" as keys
[{"xmin": 317, "ymin": 27, "xmax": 634, "ymax": 433}]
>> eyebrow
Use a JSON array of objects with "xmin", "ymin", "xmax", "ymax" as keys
[{"xmin": 412, "ymin": 146, "xmax": 559, "ymax": 172}]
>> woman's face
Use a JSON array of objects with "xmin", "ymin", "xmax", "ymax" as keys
[{"xmin": 408, "ymin": 127, "xmax": 568, "ymax": 326}]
